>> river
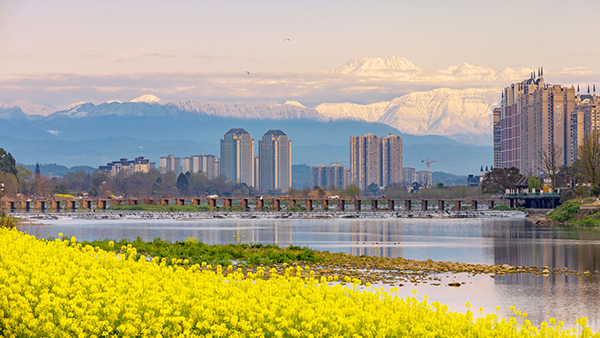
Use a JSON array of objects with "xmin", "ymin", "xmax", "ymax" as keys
[{"xmin": 17, "ymin": 216, "xmax": 600, "ymax": 331}]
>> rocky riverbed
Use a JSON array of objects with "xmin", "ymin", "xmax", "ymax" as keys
[{"xmin": 12, "ymin": 209, "xmax": 527, "ymax": 221}]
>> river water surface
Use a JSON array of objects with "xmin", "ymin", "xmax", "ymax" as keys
[{"xmin": 17, "ymin": 217, "xmax": 600, "ymax": 331}]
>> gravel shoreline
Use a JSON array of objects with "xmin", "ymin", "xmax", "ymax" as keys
[{"xmin": 12, "ymin": 209, "xmax": 527, "ymax": 221}]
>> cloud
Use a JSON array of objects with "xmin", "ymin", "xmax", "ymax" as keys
[
  {"xmin": 1, "ymin": 57, "xmax": 598, "ymax": 108},
  {"xmin": 0, "ymin": 54, "xmax": 34, "ymax": 58},
  {"xmin": 193, "ymin": 55, "xmax": 233, "ymax": 63},
  {"xmin": 554, "ymin": 67, "xmax": 593, "ymax": 76},
  {"xmin": 146, "ymin": 53, "xmax": 177, "ymax": 58},
  {"xmin": 46, "ymin": 130, "xmax": 61, "ymax": 136}
]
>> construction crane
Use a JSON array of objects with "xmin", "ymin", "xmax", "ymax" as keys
[
  {"xmin": 331, "ymin": 160, "xmax": 349, "ymax": 165},
  {"xmin": 421, "ymin": 158, "xmax": 455, "ymax": 172}
]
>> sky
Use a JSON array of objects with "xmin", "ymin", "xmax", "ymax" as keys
[{"xmin": 1, "ymin": 0, "xmax": 600, "ymax": 107}]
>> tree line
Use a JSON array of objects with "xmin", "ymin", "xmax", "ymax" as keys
[{"xmin": 480, "ymin": 130, "xmax": 600, "ymax": 201}]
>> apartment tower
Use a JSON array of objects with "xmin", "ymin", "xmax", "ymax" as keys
[
  {"xmin": 500, "ymin": 69, "xmax": 579, "ymax": 175},
  {"xmin": 259, "ymin": 129, "xmax": 292, "ymax": 193},
  {"xmin": 159, "ymin": 154, "xmax": 181, "ymax": 175},
  {"xmin": 493, "ymin": 108, "xmax": 502, "ymax": 169},
  {"xmin": 312, "ymin": 164, "xmax": 349, "ymax": 190},
  {"xmin": 220, "ymin": 128, "xmax": 255, "ymax": 186},
  {"xmin": 350, "ymin": 133, "xmax": 403, "ymax": 190}
]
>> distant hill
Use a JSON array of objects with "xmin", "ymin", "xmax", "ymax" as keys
[
  {"xmin": 431, "ymin": 172, "xmax": 470, "ymax": 187},
  {"xmin": 21, "ymin": 163, "xmax": 96, "ymax": 178},
  {"xmin": 292, "ymin": 164, "xmax": 312, "ymax": 189}
]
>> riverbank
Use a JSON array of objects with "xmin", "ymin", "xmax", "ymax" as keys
[
  {"xmin": 539, "ymin": 199, "xmax": 600, "ymax": 227},
  {"xmin": 11, "ymin": 209, "xmax": 527, "ymax": 221}
]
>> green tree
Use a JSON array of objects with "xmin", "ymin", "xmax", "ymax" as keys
[
  {"xmin": 344, "ymin": 184, "xmax": 360, "ymax": 198},
  {"xmin": 17, "ymin": 165, "xmax": 33, "ymax": 195},
  {"xmin": 53, "ymin": 184, "xmax": 68, "ymax": 194},
  {"xmin": 366, "ymin": 183, "xmax": 381, "ymax": 196},
  {"xmin": 176, "ymin": 173, "xmax": 190, "ymax": 195},
  {"xmin": 590, "ymin": 185, "xmax": 600, "ymax": 199},
  {"xmin": 88, "ymin": 186, "xmax": 99, "ymax": 197},
  {"xmin": 64, "ymin": 170, "xmax": 90, "ymax": 192},
  {"xmin": 0, "ymin": 172, "xmax": 18, "ymax": 196},
  {"xmin": 312, "ymin": 185, "xmax": 326, "ymax": 198},
  {"xmin": 0, "ymin": 148, "xmax": 17, "ymax": 177},
  {"xmin": 528, "ymin": 176, "xmax": 541, "ymax": 191}
]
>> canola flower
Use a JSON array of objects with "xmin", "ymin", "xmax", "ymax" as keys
[{"xmin": 0, "ymin": 228, "xmax": 599, "ymax": 338}]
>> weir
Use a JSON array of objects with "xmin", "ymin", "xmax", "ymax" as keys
[{"xmin": 1, "ymin": 197, "xmax": 509, "ymax": 212}]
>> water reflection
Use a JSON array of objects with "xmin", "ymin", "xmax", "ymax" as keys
[{"xmin": 482, "ymin": 220, "xmax": 600, "ymax": 273}]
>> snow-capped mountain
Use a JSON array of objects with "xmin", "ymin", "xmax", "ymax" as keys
[
  {"xmin": 0, "ymin": 100, "xmax": 57, "ymax": 117},
  {"xmin": 2, "ymin": 85, "xmax": 500, "ymax": 145},
  {"xmin": 46, "ymin": 97, "xmax": 326, "ymax": 121},
  {"xmin": 331, "ymin": 55, "xmax": 533, "ymax": 83},
  {"xmin": 315, "ymin": 87, "xmax": 499, "ymax": 145}
]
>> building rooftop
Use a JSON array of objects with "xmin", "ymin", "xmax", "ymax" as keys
[
  {"xmin": 225, "ymin": 128, "xmax": 249, "ymax": 136},
  {"xmin": 263, "ymin": 129, "xmax": 287, "ymax": 137}
]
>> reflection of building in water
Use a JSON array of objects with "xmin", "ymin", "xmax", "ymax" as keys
[
  {"xmin": 482, "ymin": 219, "xmax": 600, "ymax": 323},
  {"xmin": 482, "ymin": 220, "xmax": 600, "ymax": 273},
  {"xmin": 349, "ymin": 220, "xmax": 404, "ymax": 258},
  {"xmin": 235, "ymin": 221, "xmax": 293, "ymax": 247}
]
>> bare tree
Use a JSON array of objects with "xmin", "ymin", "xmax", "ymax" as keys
[
  {"xmin": 539, "ymin": 143, "xmax": 563, "ymax": 191},
  {"xmin": 578, "ymin": 129, "xmax": 600, "ymax": 186}
]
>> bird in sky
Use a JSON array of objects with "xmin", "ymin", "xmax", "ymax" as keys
[
  {"xmin": 246, "ymin": 71, "xmax": 250, "ymax": 74},
  {"xmin": 139, "ymin": 146, "xmax": 143, "ymax": 149},
  {"xmin": 283, "ymin": 38, "xmax": 290, "ymax": 42}
]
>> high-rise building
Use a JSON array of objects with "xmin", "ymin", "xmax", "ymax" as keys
[
  {"xmin": 253, "ymin": 155, "xmax": 260, "ymax": 190},
  {"xmin": 220, "ymin": 128, "xmax": 255, "ymax": 186},
  {"xmin": 493, "ymin": 108, "xmax": 502, "ymax": 169},
  {"xmin": 259, "ymin": 129, "xmax": 292, "ymax": 192},
  {"xmin": 159, "ymin": 154, "xmax": 181, "ymax": 175},
  {"xmin": 312, "ymin": 164, "xmax": 348, "ymax": 190},
  {"xmin": 182, "ymin": 157, "xmax": 192, "ymax": 174},
  {"xmin": 402, "ymin": 167, "xmax": 417, "ymax": 185},
  {"xmin": 416, "ymin": 170, "xmax": 432, "ymax": 187},
  {"xmin": 185, "ymin": 154, "xmax": 220, "ymax": 179},
  {"xmin": 350, "ymin": 133, "xmax": 403, "ymax": 190},
  {"xmin": 575, "ymin": 85, "xmax": 600, "ymax": 163},
  {"xmin": 499, "ymin": 70, "xmax": 600, "ymax": 175}
]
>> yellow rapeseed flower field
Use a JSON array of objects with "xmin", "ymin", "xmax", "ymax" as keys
[{"xmin": 0, "ymin": 228, "xmax": 598, "ymax": 338}]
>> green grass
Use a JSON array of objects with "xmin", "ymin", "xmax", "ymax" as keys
[
  {"xmin": 107, "ymin": 204, "xmax": 217, "ymax": 212},
  {"xmin": 547, "ymin": 201, "xmax": 581, "ymax": 223},
  {"xmin": 76, "ymin": 236, "xmax": 320, "ymax": 266}
]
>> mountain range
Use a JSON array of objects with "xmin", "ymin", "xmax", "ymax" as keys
[
  {"xmin": 0, "ymin": 94, "xmax": 492, "ymax": 176},
  {"xmin": 1, "ymin": 85, "xmax": 499, "ymax": 145}
]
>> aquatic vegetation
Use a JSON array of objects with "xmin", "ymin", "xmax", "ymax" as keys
[
  {"xmin": 0, "ymin": 211, "xmax": 15, "ymax": 228},
  {"xmin": 79, "ymin": 236, "xmax": 321, "ymax": 266},
  {"xmin": 1, "ymin": 228, "xmax": 599, "ymax": 337}
]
